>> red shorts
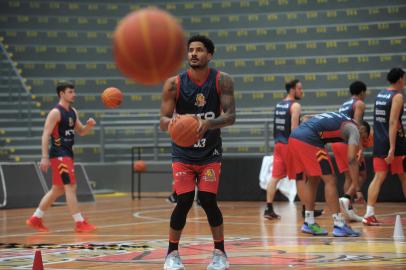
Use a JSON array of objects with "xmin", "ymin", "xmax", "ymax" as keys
[
  {"xmin": 272, "ymin": 143, "xmax": 289, "ymax": 179},
  {"xmin": 331, "ymin": 142, "xmax": 366, "ymax": 173},
  {"xmin": 172, "ymin": 162, "xmax": 221, "ymax": 195},
  {"xmin": 50, "ymin": 157, "xmax": 76, "ymax": 186},
  {"xmin": 288, "ymin": 137, "xmax": 334, "ymax": 179},
  {"xmin": 373, "ymin": 156, "xmax": 406, "ymax": 174}
]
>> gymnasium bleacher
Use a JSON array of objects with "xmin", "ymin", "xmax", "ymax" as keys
[{"xmin": 0, "ymin": 0, "xmax": 405, "ymax": 162}]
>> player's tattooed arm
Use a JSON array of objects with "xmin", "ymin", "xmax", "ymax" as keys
[
  {"xmin": 160, "ymin": 76, "xmax": 178, "ymax": 131},
  {"xmin": 206, "ymin": 72, "xmax": 236, "ymax": 130}
]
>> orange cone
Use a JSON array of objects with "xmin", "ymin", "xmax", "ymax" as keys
[{"xmin": 32, "ymin": 250, "xmax": 44, "ymax": 270}]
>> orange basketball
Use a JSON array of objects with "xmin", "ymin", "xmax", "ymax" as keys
[
  {"xmin": 168, "ymin": 115, "xmax": 200, "ymax": 147},
  {"xmin": 113, "ymin": 8, "xmax": 186, "ymax": 85},
  {"xmin": 133, "ymin": 160, "xmax": 147, "ymax": 173},
  {"xmin": 101, "ymin": 87, "xmax": 123, "ymax": 108}
]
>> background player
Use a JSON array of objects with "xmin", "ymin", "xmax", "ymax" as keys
[
  {"xmin": 288, "ymin": 112, "xmax": 369, "ymax": 236},
  {"xmin": 26, "ymin": 81, "xmax": 96, "ymax": 233},
  {"xmin": 330, "ymin": 81, "xmax": 368, "ymax": 222},
  {"xmin": 160, "ymin": 35, "xmax": 235, "ymax": 270},
  {"xmin": 264, "ymin": 79, "xmax": 323, "ymax": 220},
  {"xmin": 363, "ymin": 67, "xmax": 406, "ymax": 225}
]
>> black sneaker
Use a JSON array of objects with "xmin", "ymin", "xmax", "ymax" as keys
[
  {"xmin": 167, "ymin": 192, "xmax": 177, "ymax": 203},
  {"xmin": 264, "ymin": 209, "xmax": 281, "ymax": 220},
  {"xmin": 302, "ymin": 205, "xmax": 324, "ymax": 218}
]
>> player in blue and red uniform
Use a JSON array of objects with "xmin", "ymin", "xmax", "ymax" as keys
[
  {"xmin": 363, "ymin": 67, "xmax": 406, "ymax": 226},
  {"xmin": 288, "ymin": 112, "xmax": 369, "ymax": 236},
  {"xmin": 264, "ymin": 79, "xmax": 303, "ymax": 219},
  {"xmin": 26, "ymin": 81, "xmax": 96, "ymax": 233},
  {"xmin": 330, "ymin": 81, "xmax": 368, "ymax": 222},
  {"xmin": 160, "ymin": 35, "xmax": 235, "ymax": 270},
  {"xmin": 264, "ymin": 80, "xmax": 323, "ymax": 220}
]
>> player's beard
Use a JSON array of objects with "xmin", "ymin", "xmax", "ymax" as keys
[
  {"xmin": 294, "ymin": 95, "xmax": 301, "ymax": 100},
  {"xmin": 189, "ymin": 59, "xmax": 207, "ymax": 70}
]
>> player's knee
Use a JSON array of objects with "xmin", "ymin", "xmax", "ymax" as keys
[
  {"xmin": 198, "ymin": 191, "xmax": 223, "ymax": 227},
  {"xmin": 52, "ymin": 186, "xmax": 65, "ymax": 196},
  {"xmin": 63, "ymin": 183, "xmax": 77, "ymax": 192},
  {"xmin": 170, "ymin": 191, "xmax": 194, "ymax": 230},
  {"xmin": 197, "ymin": 191, "xmax": 216, "ymax": 208}
]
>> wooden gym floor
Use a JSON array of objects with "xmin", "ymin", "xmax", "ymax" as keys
[{"xmin": 0, "ymin": 195, "xmax": 405, "ymax": 269}]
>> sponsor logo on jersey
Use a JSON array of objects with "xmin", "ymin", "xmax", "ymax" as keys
[
  {"xmin": 377, "ymin": 93, "xmax": 391, "ymax": 99},
  {"xmin": 375, "ymin": 109, "xmax": 386, "ymax": 116},
  {"xmin": 276, "ymin": 103, "xmax": 290, "ymax": 109},
  {"xmin": 275, "ymin": 118, "xmax": 286, "ymax": 124},
  {"xmin": 376, "ymin": 100, "xmax": 387, "ymax": 106},
  {"xmin": 195, "ymin": 93, "xmax": 206, "ymax": 107},
  {"xmin": 175, "ymin": 171, "xmax": 187, "ymax": 177},
  {"xmin": 69, "ymin": 117, "xmax": 74, "ymax": 127},
  {"xmin": 275, "ymin": 110, "xmax": 287, "ymax": 115},
  {"xmin": 65, "ymin": 129, "xmax": 75, "ymax": 136},
  {"xmin": 203, "ymin": 168, "xmax": 216, "ymax": 182}
]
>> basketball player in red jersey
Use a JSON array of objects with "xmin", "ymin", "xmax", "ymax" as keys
[
  {"xmin": 160, "ymin": 35, "xmax": 235, "ymax": 270},
  {"xmin": 26, "ymin": 81, "xmax": 96, "ymax": 233},
  {"xmin": 331, "ymin": 81, "xmax": 368, "ymax": 222},
  {"xmin": 363, "ymin": 67, "xmax": 406, "ymax": 225}
]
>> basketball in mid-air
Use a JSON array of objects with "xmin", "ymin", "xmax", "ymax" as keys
[
  {"xmin": 133, "ymin": 160, "xmax": 147, "ymax": 172},
  {"xmin": 113, "ymin": 7, "xmax": 186, "ymax": 85},
  {"xmin": 101, "ymin": 87, "xmax": 123, "ymax": 109},
  {"xmin": 168, "ymin": 115, "xmax": 201, "ymax": 147}
]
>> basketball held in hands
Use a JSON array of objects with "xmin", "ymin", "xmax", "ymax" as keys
[
  {"xmin": 168, "ymin": 115, "xmax": 201, "ymax": 147},
  {"xmin": 101, "ymin": 87, "xmax": 123, "ymax": 109}
]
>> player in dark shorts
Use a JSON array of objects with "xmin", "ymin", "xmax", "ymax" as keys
[
  {"xmin": 363, "ymin": 67, "xmax": 406, "ymax": 226},
  {"xmin": 330, "ymin": 81, "xmax": 368, "ymax": 222},
  {"xmin": 264, "ymin": 79, "xmax": 323, "ymax": 220},
  {"xmin": 26, "ymin": 81, "xmax": 96, "ymax": 233},
  {"xmin": 160, "ymin": 35, "xmax": 235, "ymax": 270},
  {"xmin": 288, "ymin": 112, "xmax": 369, "ymax": 236}
]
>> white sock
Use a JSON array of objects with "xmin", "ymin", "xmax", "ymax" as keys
[
  {"xmin": 365, "ymin": 205, "xmax": 375, "ymax": 218},
  {"xmin": 305, "ymin": 211, "xmax": 315, "ymax": 224},
  {"xmin": 72, "ymin": 213, "xmax": 84, "ymax": 222},
  {"xmin": 332, "ymin": 213, "xmax": 345, "ymax": 227},
  {"xmin": 33, "ymin": 208, "xmax": 44, "ymax": 218}
]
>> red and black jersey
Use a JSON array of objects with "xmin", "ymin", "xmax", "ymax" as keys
[
  {"xmin": 49, "ymin": 104, "xmax": 76, "ymax": 158},
  {"xmin": 373, "ymin": 89, "xmax": 406, "ymax": 157},
  {"xmin": 172, "ymin": 68, "xmax": 222, "ymax": 164},
  {"xmin": 273, "ymin": 99, "xmax": 296, "ymax": 144}
]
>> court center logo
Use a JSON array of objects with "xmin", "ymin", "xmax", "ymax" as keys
[{"xmin": 1, "ymin": 238, "xmax": 406, "ymax": 268}]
